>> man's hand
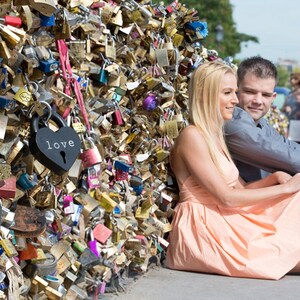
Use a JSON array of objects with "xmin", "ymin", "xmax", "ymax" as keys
[{"xmin": 275, "ymin": 171, "xmax": 293, "ymax": 184}]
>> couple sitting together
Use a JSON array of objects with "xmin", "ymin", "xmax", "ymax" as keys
[{"xmin": 166, "ymin": 56, "xmax": 300, "ymax": 280}]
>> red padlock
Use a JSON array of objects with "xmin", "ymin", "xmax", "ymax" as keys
[
  {"xmin": 80, "ymin": 137, "xmax": 102, "ymax": 169},
  {"xmin": 0, "ymin": 176, "xmax": 16, "ymax": 198},
  {"xmin": 0, "ymin": 16, "xmax": 22, "ymax": 28}
]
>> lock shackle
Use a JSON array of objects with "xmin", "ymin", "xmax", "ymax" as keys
[
  {"xmin": 31, "ymin": 110, "xmax": 67, "ymax": 135},
  {"xmin": 27, "ymin": 101, "xmax": 52, "ymax": 120}
]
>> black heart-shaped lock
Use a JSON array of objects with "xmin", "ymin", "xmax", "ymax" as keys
[{"xmin": 29, "ymin": 111, "xmax": 81, "ymax": 175}]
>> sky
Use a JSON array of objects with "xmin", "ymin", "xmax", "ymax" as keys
[{"xmin": 230, "ymin": 0, "xmax": 300, "ymax": 64}]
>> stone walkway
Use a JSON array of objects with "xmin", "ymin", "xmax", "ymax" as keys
[{"xmin": 102, "ymin": 266, "xmax": 300, "ymax": 300}]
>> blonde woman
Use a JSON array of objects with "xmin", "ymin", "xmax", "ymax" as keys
[{"xmin": 166, "ymin": 61, "xmax": 300, "ymax": 279}]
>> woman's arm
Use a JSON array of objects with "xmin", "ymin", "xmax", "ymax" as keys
[
  {"xmin": 239, "ymin": 171, "xmax": 293, "ymax": 189},
  {"xmin": 175, "ymin": 126, "xmax": 300, "ymax": 208}
]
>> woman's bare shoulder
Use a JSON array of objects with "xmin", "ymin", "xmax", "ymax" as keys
[
  {"xmin": 176, "ymin": 125, "xmax": 205, "ymax": 146},
  {"xmin": 179, "ymin": 125, "xmax": 202, "ymax": 138}
]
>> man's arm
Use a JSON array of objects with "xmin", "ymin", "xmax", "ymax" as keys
[{"xmin": 224, "ymin": 107, "xmax": 300, "ymax": 175}]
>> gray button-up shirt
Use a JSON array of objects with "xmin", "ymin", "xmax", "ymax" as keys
[{"xmin": 224, "ymin": 107, "xmax": 300, "ymax": 182}]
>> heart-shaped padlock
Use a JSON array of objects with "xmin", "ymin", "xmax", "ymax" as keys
[{"xmin": 29, "ymin": 111, "xmax": 81, "ymax": 175}]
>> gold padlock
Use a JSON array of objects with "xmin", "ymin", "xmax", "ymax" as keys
[
  {"xmin": 0, "ymin": 233, "xmax": 18, "ymax": 258},
  {"xmin": 0, "ymin": 163, "xmax": 11, "ymax": 180},
  {"xmin": 0, "ymin": 24, "xmax": 21, "ymax": 48},
  {"xmin": 13, "ymin": 86, "xmax": 33, "ymax": 107}
]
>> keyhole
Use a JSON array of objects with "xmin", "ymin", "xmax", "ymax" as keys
[{"xmin": 60, "ymin": 151, "xmax": 66, "ymax": 164}]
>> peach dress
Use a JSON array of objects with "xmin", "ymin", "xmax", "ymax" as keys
[{"xmin": 166, "ymin": 150, "xmax": 300, "ymax": 280}]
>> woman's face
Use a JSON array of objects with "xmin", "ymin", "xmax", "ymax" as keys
[{"xmin": 219, "ymin": 72, "xmax": 239, "ymax": 120}]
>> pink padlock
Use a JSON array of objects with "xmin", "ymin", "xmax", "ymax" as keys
[{"xmin": 80, "ymin": 137, "xmax": 102, "ymax": 169}]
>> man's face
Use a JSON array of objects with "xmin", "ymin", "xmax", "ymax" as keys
[{"xmin": 237, "ymin": 73, "xmax": 277, "ymax": 124}]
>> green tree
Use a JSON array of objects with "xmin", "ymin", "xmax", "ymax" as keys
[
  {"xmin": 186, "ymin": 0, "xmax": 258, "ymax": 59},
  {"xmin": 277, "ymin": 66, "xmax": 290, "ymax": 87},
  {"xmin": 153, "ymin": 0, "xmax": 259, "ymax": 59}
]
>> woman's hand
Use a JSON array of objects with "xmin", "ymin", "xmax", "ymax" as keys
[
  {"xmin": 284, "ymin": 173, "xmax": 300, "ymax": 194},
  {"xmin": 275, "ymin": 171, "xmax": 293, "ymax": 184}
]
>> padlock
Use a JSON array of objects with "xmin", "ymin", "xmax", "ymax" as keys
[
  {"xmin": 79, "ymin": 248, "xmax": 99, "ymax": 269},
  {"xmin": 185, "ymin": 21, "xmax": 208, "ymax": 41},
  {"xmin": 35, "ymin": 185, "xmax": 55, "ymax": 208},
  {"xmin": 111, "ymin": 218, "xmax": 120, "ymax": 244},
  {"xmin": 87, "ymin": 165, "xmax": 101, "ymax": 189},
  {"xmin": 36, "ymin": 84, "xmax": 54, "ymax": 103},
  {"xmin": 0, "ymin": 175, "xmax": 16, "ymax": 198},
  {"xmin": 63, "ymin": 195, "xmax": 75, "ymax": 215},
  {"xmin": 39, "ymin": 13, "xmax": 55, "ymax": 27},
  {"xmin": 29, "ymin": 107, "xmax": 81, "ymax": 175},
  {"xmin": 130, "ymin": 175, "xmax": 143, "ymax": 195},
  {"xmin": 22, "ymin": 45, "xmax": 39, "ymax": 68},
  {"xmin": 0, "ymin": 24, "xmax": 20, "ymax": 48},
  {"xmin": 93, "ymin": 61, "xmax": 108, "ymax": 84},
  {"xmin": 17, "ymin": 172, "xmax": 38, "ymax": 190},
  {"xmin": 13, "ymin": 86, "xmax": 33, "ymax": 107},
  {"xmin": 93, "ymin": 223, "xmax": 112, "ymax": 244},
  {"xmin": 0, "ymin": 114, "xmax": 8, "ymax": 142},
  {"xmin": 29, "ymin": 0, "xmax": 57, "ymax": 17},
  {"xmin": 112, "ymin": 106, "xmax": 123, "ymax": 125},
  {"xmin": 98, "ymin": 192, "xmax": 117, "ymax": 213},
  {"xmin": 0, "ymin": 247, "xmax": 11, "ymax": 272},
  {"xmin": 86, "ymin": 228, "xmax": 99, "ymax": 257},
  {"xmin": 57, "ymin": 223, "xmax": 72, "ymax": 240},
  {"xmin": 0, "ymin": 163, "xmax": 11, "ymax": 180},
  {"xmin": 114, "ymin": 160, "xmax": 132, "ymax": 181},
  {"xmin": 19, "ymin": 242, "xmax": 38, "ymax": 260},
  {"xmin": 0, "ymin": 232, "xmax": 18, "ymax": 257},
  {"xmin": 38, "ymin": 57, "xmax": 60, "ymax": 73},
  {"xmin": 53, "ymin": 8, "xmax": 71, "ymax": 40},
  {"xmin": 72, "ymin": 204, "xmax": 83, "ymax": 226},
  {"xmin": 69, "ymin": 40, "xmax": 86, "ymax": 60},
  {"xmin": 80, "ymin": 136, "xmax": 102, "ymax": 169},
  {"xmin": 143, "ymin": 93, "xmax": 158, "ymax": 111}
]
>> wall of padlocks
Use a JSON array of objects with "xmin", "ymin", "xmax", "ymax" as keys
[{"xmin": 0, "ymin": 0, "xmax": 225, "ymax": 298}]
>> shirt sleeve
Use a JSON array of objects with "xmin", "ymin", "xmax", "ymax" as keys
[{"xmin": 224, "ymin": 108, "xmax": 300, "ymax": 175}]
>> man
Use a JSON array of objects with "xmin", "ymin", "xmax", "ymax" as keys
[{"xmin": 224, "ymin": 56, "xmax": 300, "ymax": 182}]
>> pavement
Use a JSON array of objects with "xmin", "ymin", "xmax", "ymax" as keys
[{"xmin": 103, "ymin": 266, "xmax": 300, "ymax": 300}]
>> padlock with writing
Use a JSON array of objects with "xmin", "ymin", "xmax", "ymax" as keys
[
  {"xmin": 80, "ymin": 136, "xmax": 102, "ymax": 169},
  {"xmin": 29, "ymin": 105, "xmax": 81, "ymax": 175},
  {"xmin": 87, "ymin": 165, "xmax": 101, "ymax": 189},
  {"xmin": 13, "ymin": 85, "xmax": 33, "ymax": 107}
]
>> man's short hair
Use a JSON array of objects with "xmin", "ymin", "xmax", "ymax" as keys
[{"xmin": 237, "ymin": 56, "xmax": 278, "ymax": 85}]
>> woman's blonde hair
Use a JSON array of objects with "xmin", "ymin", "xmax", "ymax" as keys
[{"xmin": 188, "ymin": 61, "xmax": 236, "ymax": 172}]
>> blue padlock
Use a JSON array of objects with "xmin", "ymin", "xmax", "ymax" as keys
[
  {"xmin": 40, "ymin": 14, "xmax": 55, "ymax": 27},
  {"xmin": 38, "ymin": 59, "xmax": 60, "ymax": 73},
  {"xmin": 0, "ymin": 96, "xmax": 15, "ymax": 109},
  {"xmin": 130, "ymin": 175, "xmax": 143, "ymax": 195},
  {"xmin": 17, "ymin": 173, "xmax": 38, "ymax": 190},
  {"xmin": 185, "ymin": 21, "xmax": 208, "ymax": 40},
  {"xmin": 114, "ymin": 160, "xmax": 131, "ymax": 172}
]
